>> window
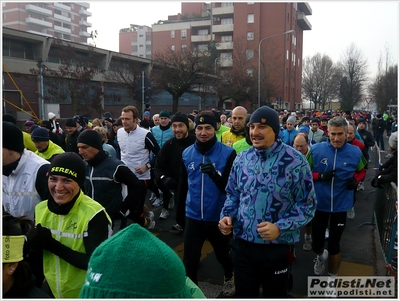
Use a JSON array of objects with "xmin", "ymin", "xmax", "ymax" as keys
[
  {"xmin": 293, "ymin": 53, "xmax": 296, "ymax": 66},
  {"xmin": 286, "ymin": 50, "xmax": 289, "ymax": 60},
  {"xmin": 139, "ymin": 34, "xmax": 143, "ymax": 38},
  {"xmin": 132, "ymin": 45, "xmax": 138, "ymax": 52},
  {"xmin": 139, "ymin": 45, "xmax": 143, "ymax": 48},
  {"xmin": 171, "ymin": 45, "xmax": 175, "ymax": 51},
  {"xmin": 221, "ymin": 18, "xmax": 233, "ymax": 25},
  {"xmin": 221, "ymin": 2, "xmax": 233, "ymax": 7},
  {"xmin": 181, "ymin": 44, "xmax": 187, "ymax": 50},
  {"xmin": 198, "ymin": 29, "xmax": 208, "ymax": 35},
  {"xmin": 181, "ymin": 29, "xmax": 187, "ymax": 39},
  {"xmin": 247, "ymin": 13, "xmax": 254, "ymax": 23},
  {"xmin": 171, "ymin": 30, "xmax": 175, "ymax": 38},
  {"xmin": 292, "ymin": 35, "xmax": 296, "ymax": 46},
  {"xmin": 247, "ymin": 32, "xmax": 254, "ymax": 41},
  {"xmin": 247, "ymin": 2, "xmax": 254, "ymax": 4},
  {"xmin": 246, "ymin": 50, "xmax": 254, "ymax": 60},
  {"xmin": 221, "ymin": 35, "xmax": 232, "ymax": 42},
  {"xmin": 246, "ymin": 68, "xmax": 253, "ymax": 76},
  {"xmin": 198, "ymin": 44, "xmax": 208, "ymax": 52},
  {"xmin": 221, "ymin": 52, "xmax": 232, "ymax": 61}
]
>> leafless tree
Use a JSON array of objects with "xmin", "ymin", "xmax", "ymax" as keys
[
  {"xmin": 31, "ymin": 39, "xmax": 104, "ymax": 116},
  {"xmin": 103, "ymin": 58, "xmax": 149, "ymax": 114},
  {"xmin": 337, "ymin": 43, "xmax": 368, "ymax": 111},
  {"xmin": 150, "ymin": 46, "xmax": 213, "ymax": 113},
  {"xmin": 368, "ymin": 44, "xmax": 398, "ymax": 113},
  {"xmin": 302, "ymin": 53, "xmax": 341, "ymax": 110}
]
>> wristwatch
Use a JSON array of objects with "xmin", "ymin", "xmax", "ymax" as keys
[{"xmin": 146, "ymin": 163, "xmax": 151, "ymax": 169}]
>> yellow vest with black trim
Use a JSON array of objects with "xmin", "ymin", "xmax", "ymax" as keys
[{"xmin": 35, "ymin": 191, "xmax": 111, "ymax": 298}]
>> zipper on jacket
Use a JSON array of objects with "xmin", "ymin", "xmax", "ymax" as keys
[
  {"xmin": 330, "ymin": 149, "xmax": 338, "ymax": 212},
  {"xmin": 200, "ymin": 156, "xmax": 205, "ymax": 220},
  {"xmin": 89, "ymin": 167, "xmax": 95, "ymax": 199},
  {"xmin": 56, "ymin": 215, "xmax": 63, "ymax": 298}
]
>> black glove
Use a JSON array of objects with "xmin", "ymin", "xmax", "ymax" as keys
[
  {"xmin": 200, "ymin": 158, "xmax": 218, "ymax": 179},
  {"xmin": 346, "ymin": 177, "xmax": 358, "ymax": 190},
  {"xmin": 162, "ymin": 176, "xmax": 177, "ymax": 190},
  {"xmin": 318, "ymin": 170, "xmax": 335, "ymax": 181},
  {"xmin": 27, "ymin": 224, "xmax": 55, "ymax": 251}
]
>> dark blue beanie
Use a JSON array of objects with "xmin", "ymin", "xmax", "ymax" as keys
[{"xmin": 249, "ymin": 106, "xmax": 280, "ymax": 134}]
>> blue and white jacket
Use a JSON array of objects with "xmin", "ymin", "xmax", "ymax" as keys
[
  {"xmin": 182, "ymin": 141, "xmax": 235, "ymax": 222},
  {"xmin": 221, "ymin": 139, "xmax": 317, "ymax": 245},
  {"xmin": 307, "ymin": 140, "xmax": 365, "ymax": 212}
]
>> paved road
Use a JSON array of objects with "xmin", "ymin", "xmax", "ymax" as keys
[{"xmin": 140, "ymin": 140, "xmax": 391, "ymax": 298}]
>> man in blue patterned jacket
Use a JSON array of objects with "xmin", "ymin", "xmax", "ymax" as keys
[{"xmin": 219, "ymin": 106, "xmax": 317, "ymax": 298}]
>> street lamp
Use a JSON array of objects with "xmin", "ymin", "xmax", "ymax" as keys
[{"xmin": 257, "ymin": 29, "xmax": 295, "ymax": 109}]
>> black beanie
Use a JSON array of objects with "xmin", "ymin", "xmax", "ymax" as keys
[
  {"xmin": 194, "ymin": 114, "xmax": 217, "ymax": 131},
  {"xmin": 49, "ymin": 152, "xmax": 86, "ymax": 188},
  {"xmin": 249, "ymin": 106, "xmax": 280, "ymax": 134},
  {"xmin": 3, "ymin": 121, "xmax": 24, "ymax": 153},
  {"xmin": 3, "ymin": 113, "xmax": 17, "ymax": 125},
  {"xmin": 171, "ymin": 113, "xmax": 189, "ymax": 129},
  {"xmin": 31, "ymin": 127, "xmax": 50, "ymax": 142},
  {"xmin": 77, "ymin": 129, "xmax": 103, "ymax": 150},
  {"xmin": 65, "ymin": 118, "xmax": 76, "ymax": 127}
]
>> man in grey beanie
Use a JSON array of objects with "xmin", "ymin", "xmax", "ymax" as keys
[{"xmin": 219, "ymin": 106, "xmax": 317, "ymax": 297}]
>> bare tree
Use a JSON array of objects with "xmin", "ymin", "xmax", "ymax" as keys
[
  {"xmin": 337, "ymin": 43, "xmax": 368, "ymax": 111},
  {"xmin": 31, "ymin": 39, "xmax": 104, "ymax": 116},
  {"xmin": 150, "ymin": 46, "xmax": 213, "ymax": 113},
  {"xmin": 215, "ymin": 40, "xmax": 257, "ymax": 109},
  {"xmin": 368, "ymin": 44, "xmax": 398, "ymax": 113},
  {"xmin": 103, "ymin": 58, "xmax": 149, "ymax": 115},
  {"xmin": 302, "ymin": 53, "xmax": 341, "ymax": 110}
]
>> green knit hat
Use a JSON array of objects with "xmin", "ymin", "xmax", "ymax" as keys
[{"xmin": 79, "ymin": 224, "xmax": 193, "ymax": 298}]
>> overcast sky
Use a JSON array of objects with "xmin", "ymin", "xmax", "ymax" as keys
[{"xmin": 89, "ymin": 1, "xmax": 399, "ymax": 80}]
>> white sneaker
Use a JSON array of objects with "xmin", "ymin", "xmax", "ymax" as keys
[
  {"xmin": 145, "ymin": 211, "xmax": 155, "ymax": 229},
  {"xmin": 303, "ymin": 234, "xmax": 312, "ymax": 251},
  {"xmin": 222, "ymin": 276, "xmax": 235, "ymax": 297},
  {"xmin": 159, "ymin": 208, "xmax": 169, "ymax": 219},
  {"xmin": 325, "ymin": 228, "xmax": 329, "ymax": 239},
  {"xmin": 168, "ymin": 198, "xmax": 174, "ymax": 209},
  {"xmin": 313, "ymin": 249, "xmax": 328, "ymax": 275},
  {"xmin": 357, "ymin": 182, "xmax": 365, "ymax": 191},
  {"xmin": 347, "ymin": 207, "xmax": 355, "ymax": 219},
  {"xmin": 149, "ymin": 193, "xmax": 157, "ymax": 203},
  {"xmin": 152, "ymin": 197, "xmax": 163, "ymax": 207}
]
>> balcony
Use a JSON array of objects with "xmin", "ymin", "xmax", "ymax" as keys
[
  {"xmin": 25, "ymin": 17, "xmax": 52, "ymax": 28},
  {"xmin": 213, "ymin": 6, "xmax": 234, "ymax": 15},
  {"xmin": 79, "ymin": 8, "xmax": 92, "ymax": 17},
  {"xmin": 78, "ymin": 2, "xmax": 90, "ymax": 9},
  {"xmin": 216, "ymin": 41, "xmax": 233, "ymax": 50},
  {"xmin": 212, "ymin": 23, "xmax": 233, "ymax": 33},
  {"xmin": 79, "ymin": 31, "xmax": 91, "ymax": 38},
  {"xmin": 54, "ymin": 2, "xmax": 71, "ymax": 11},
  {"xmin": 54, "ymin": 25, "xmax": 71, "ymax": 34},
  {"xmin": 79, "ymin": 20, "xmax": 92, "ymax": 27},
  {"xmin": 298, "ymin": 2, "xmax": 312, "ymax": 15},
  {"xmin": 54, "ymin": 13, "xmax": 71, "ymax": 23},
  {"xmin": 191, "ymin": 34, "xmax": 211, "ymax": 43},
  {"xmin": 297, "ymin": 12, "xmax": 312, "ymax": 30},
  {"xmin": 25, "ymin": 4, "xmax": 52, "ymax": 17}
]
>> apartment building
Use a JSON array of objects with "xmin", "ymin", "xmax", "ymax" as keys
[
  {"xmin": 2, "ymin": 2, "xmax": 92, "ymax": 44},
  {"xmin": 149, "ymin": 2, "xmax": 312, "ymax": 111},
  {"xmin": 119, "ymin": 24, "xmax": 152, "ymax": 59}
]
